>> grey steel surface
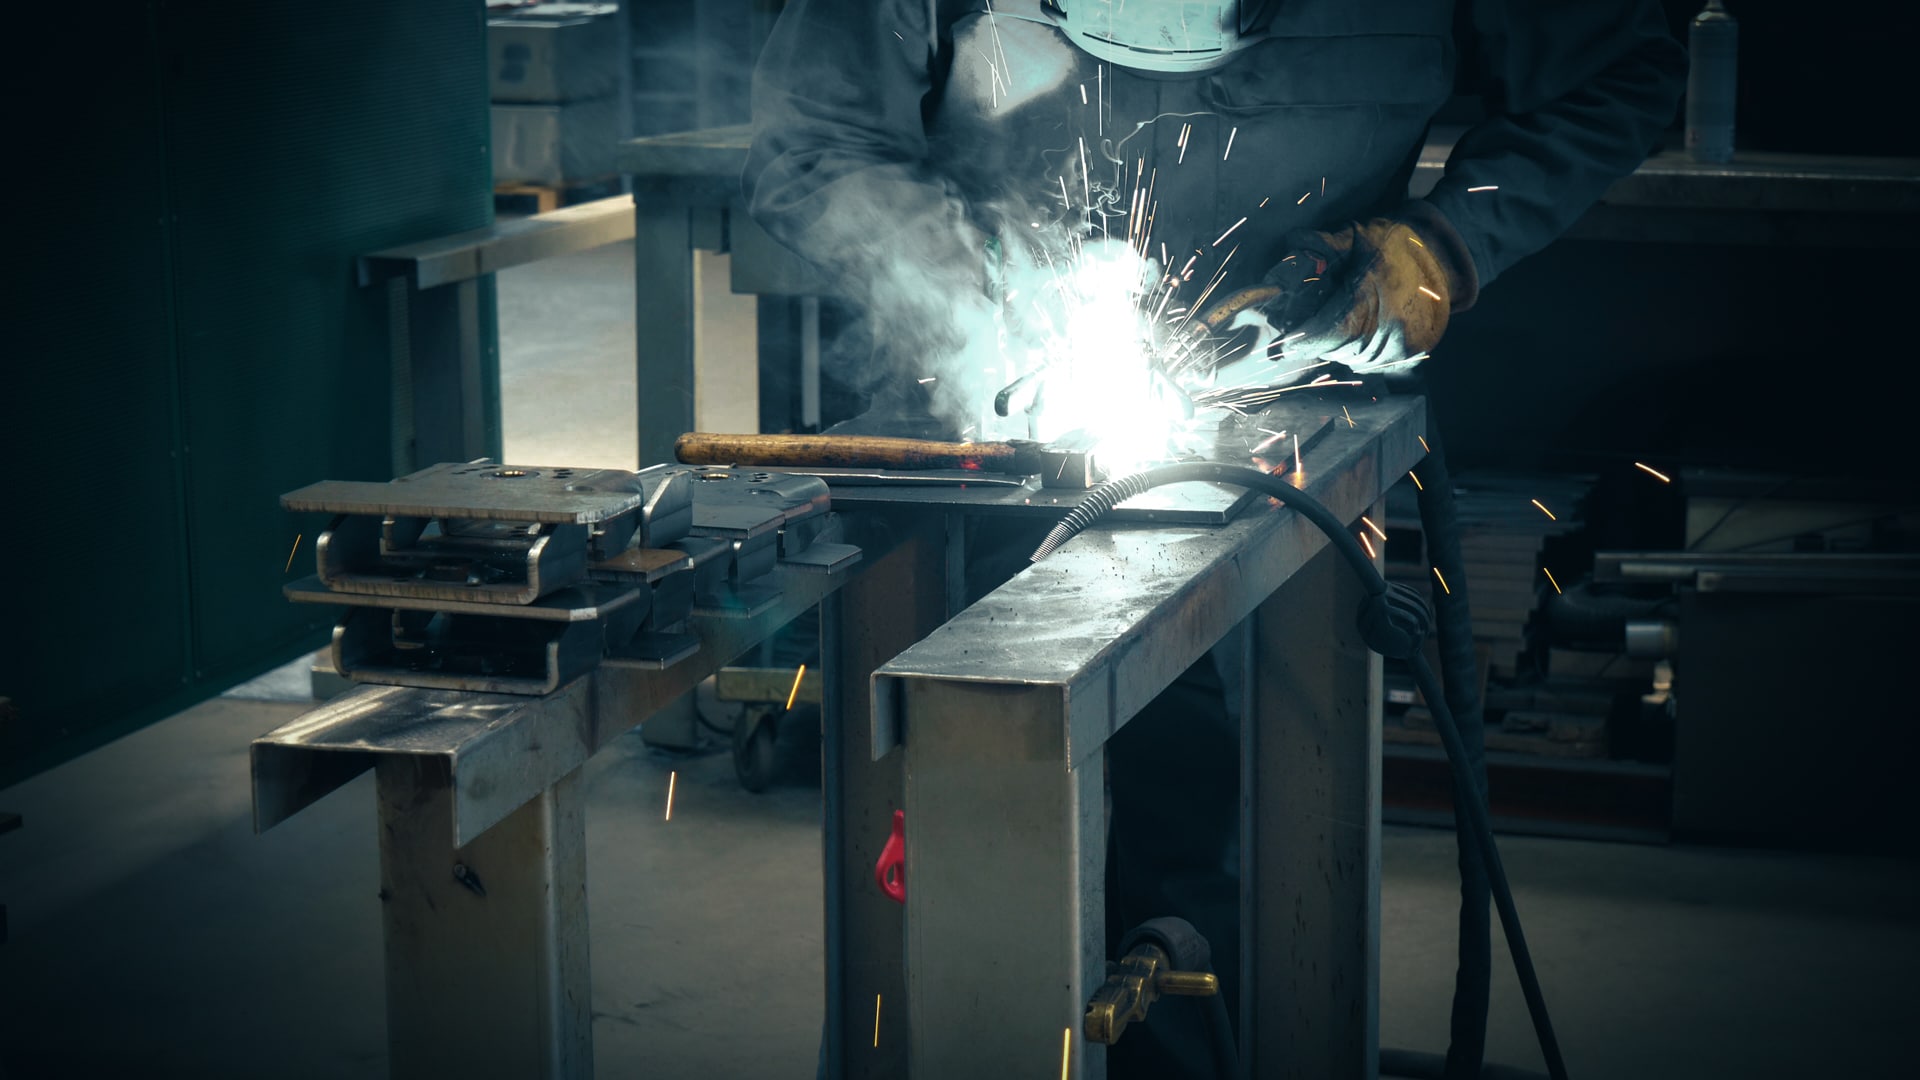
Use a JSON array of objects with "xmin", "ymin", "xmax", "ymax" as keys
[
  {"xmin": 492, "ymin": 97, "xmax": 622, "ymax": 187},
  {"xmin": 1242, "ymin": 531, "xmax": 1383, "ymax": 1077},
  {"xmin": 635, "ymin": 200, "xmax": 698, "ymax": 467},
  {"xmin": 253, "ymin": 561, "xmax": 853, "ymax": 848},
  {"xmin": 487, "ymin": 5, "xmax": 622, "ymax": 104},
  {"xmin": 871, "ymin": 395, "xmax": 1422, "ymax": 762},
  {"xmin": 283, "ymin": 576, "xmax": 644, "ymax": 622},
  {"xmin": 819, "ymin": 514, "xmax": 961, "ymax": 1080},
  {"xmin": 871, "ymin": 397, "xmax": 1418, "ymax": 1077},
  {"xmin": 377, "ymin": 761, "xmax": 592, "ymax": 1080},
  {"xmin": 283, "ymin": 462, "xmax": 658, "ymax": 524},
  {"xmin": 359, "ymin": 196, "xmax": 636, "ymax": 290}
]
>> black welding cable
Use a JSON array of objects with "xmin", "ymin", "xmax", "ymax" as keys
[
  {"xmin": 1403, "ymin": 412, "xmax": 1495, "ymax": 1080},
  {"xmin": 1032, "ymin": 461, "xmax": 1569, "ymax": 1080}
]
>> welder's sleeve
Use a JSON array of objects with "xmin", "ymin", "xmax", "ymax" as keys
[
  {"xmin": 743, "ymin": 0, "xmax": 985, "ymax": 308},
  {"xmin": 1422, "ymin": 0, "xmax": 1685, "ymax": 290}
]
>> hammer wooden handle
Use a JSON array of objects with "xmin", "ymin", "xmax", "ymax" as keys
[{"xmin": 675, "ymin": 432, "xmax": 1043, "ymax": 475}]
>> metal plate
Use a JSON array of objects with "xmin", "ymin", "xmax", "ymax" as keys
[
  {"xmin": 285, "ymin": 575, "xmax": 645, "ymax": 623},
  {"xmin": 282, "ymin": 461, "xmax": 659, "ymax": 524}
]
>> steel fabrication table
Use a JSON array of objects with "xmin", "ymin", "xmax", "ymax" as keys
[{"xmin": 251, "ymin": 393, "xmax": 1425, "ymax": 1079}]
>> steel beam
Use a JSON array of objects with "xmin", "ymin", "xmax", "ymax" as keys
[{"xmin": 872, "ymin": 397, "xmax": 1422, "ymax": 1078}]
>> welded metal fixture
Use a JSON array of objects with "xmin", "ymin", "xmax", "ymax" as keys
[{"xmin": 282, "ymin": 461, "xmax": 852, "ymax": 694}]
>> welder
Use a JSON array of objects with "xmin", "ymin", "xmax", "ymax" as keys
[{"xmin": 745, "ymin": 3, "xmax": 1683, "ymax": 1076}]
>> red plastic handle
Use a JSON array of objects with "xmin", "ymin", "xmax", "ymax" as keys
[{"xmin": 875, "ymin": 809, "xmax": 906, "ymax": 904}]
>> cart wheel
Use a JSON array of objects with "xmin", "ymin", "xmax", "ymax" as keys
[{"xmin": 733, "ymin": 708, "xmax": 780, "ymax": 792}]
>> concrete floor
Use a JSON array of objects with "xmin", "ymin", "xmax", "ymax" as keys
[{"xmin": 4, "ymin": 241, "xmax": 1916, "ymax": 1077}]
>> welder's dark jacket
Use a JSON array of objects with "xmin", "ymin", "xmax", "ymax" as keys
[{"xmin": 745, "ymin": 0, "xmax": 1684, "ymax": 323}]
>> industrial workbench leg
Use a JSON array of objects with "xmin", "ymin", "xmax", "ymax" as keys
[
  {"xmin": 1241, "ymin": 518, "xmax": 1385, "ymax": 1078},
  {"xmin": 633, "ymin": 199, "xmax": 695, "ymax": 468},
  {"xmin": 375, "ymin": 759, "xmax": 592, "ymax": 1080},
  {"xmin": 821, "ymin": 514, "xmax": 961, "ymax": 1079},
  {"xmin": 902, "ymin": 681, "xmax": 1108, "ymax": 1080}
]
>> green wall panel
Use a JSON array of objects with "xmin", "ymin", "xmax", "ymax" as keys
[{"xmin": 2, "ymin": 1, "xmax": 495, "ymax": 784}]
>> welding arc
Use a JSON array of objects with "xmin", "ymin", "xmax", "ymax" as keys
[{"xmin": 1032, "ymin": 461, "xmax": 1569, "ymax": 1080}]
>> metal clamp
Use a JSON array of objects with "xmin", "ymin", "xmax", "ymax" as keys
[{"xmin": 1083, "ymin": 943, "xmax": 1219, "ymax": 1045}]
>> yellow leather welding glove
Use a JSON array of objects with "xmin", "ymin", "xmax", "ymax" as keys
[{"xmin": 1262, "ymin": 201, "xmax": 1479, "ymax": 371}]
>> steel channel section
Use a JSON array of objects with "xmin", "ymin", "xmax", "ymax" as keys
[
  {"xmin": 872, "ymin": 396, "xmax": 1421, "ymax": 1078},
  {"xmin": 1242, "ymin": 504, "xmax": 1385, "ymax": 1079},
  {"xmin": 376, "ymin": 759, "xmax": 591, "ymax": 1080},
  {"xmin": 820, "ymin": 513, "xmax": 962, "ymax": 1079}
]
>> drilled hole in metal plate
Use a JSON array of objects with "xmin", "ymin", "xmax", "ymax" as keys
[
  {"xmin": 696, "ymin": 472, "xmax": 732, "ymax": 481},
  {"xmin": 748, "ymin": 472, "xmax": 773, "ymax": 482},
  {"xmin": 494, "ymin": 469, "xmax": 531, "ymax": 479}
]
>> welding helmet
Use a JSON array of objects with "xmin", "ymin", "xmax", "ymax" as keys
[{"xmin": 1041, "ymin": 0, "xmax": 1280, "ymax": 74}]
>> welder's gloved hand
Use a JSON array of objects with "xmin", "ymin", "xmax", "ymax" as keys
[{"xmin": 1263, "ymin": 201, "xmax": 1479, "ymax": 370}]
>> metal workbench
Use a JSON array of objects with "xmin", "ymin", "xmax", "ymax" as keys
[{"xmin": 251, "ymin": 393, "xmax": 1425, "ymax": 1078}]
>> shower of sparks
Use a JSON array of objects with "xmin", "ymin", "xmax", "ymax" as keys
[
  {"xmin": 1432, "ymin": 566, "xmax": 1451, "ymax": 594},
  {"xmin": 1409, "ymin": 471, "xmax": 1425, "ymax": 490},
  {"xmin": 1361, "ymin": 516, "xmax": 1388, "ymax": 541},
  {"xmin": 1297, "ymin": 191, "xmax": 1311, "ymax": 205},
  {"xmin": 665, "ymin": 771, "xmax": 677, "ymax": 821},
  {"xmin": 1212, "ymin": 216, "xmax": 1247, "ymax": 246},
  {"xmin": 1418, "ymin": 435, "xmax": 1431, "ymax": 453},
  {"xmin": 284, "ymin": 533, "xmax": 302, "ymax": 573},
  {"xmin": 1468, "ymin": 184, "xmax": 1500, "ymax": 192},
  {"xmin": 1342, "ymin": 405, "xmax": 1355, "ymax": 427},
  {"xmin": 1542, "ymin": 567, "xmax": 1564, "ymax": 594},
  {"xmin": 874, "ymin": 994, "xmax": 883, "ymax": 1047},
  {"xmin": 1633, "ymin": 461, "xmax": 1672, "ymax": 483},
  {"xmin": 1223, "ymin": 126, "xmax": 1238, "ymax": 160},
  {"xmin": 1417, "ymin": 285, "xmax": 1443, "ymax": 301},
  {"xmin": 1530, "ymin": 498, "xmax": 1557, "ymax": 521},
  {"xmin": 1060, "ymin": 1027, "xmax": 1072, "ymax": 1080},
  {"xmin": 1360, "ymin": 532, "xmax": 1378, "ymax": 559},
  {"xmin": 785, "ymin": 664, "xmax": 808, "ymax": 710}
]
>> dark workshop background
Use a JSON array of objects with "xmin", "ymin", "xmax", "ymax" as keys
[{"xmin": 0, "ymin": 0, "xmax": 1910, "ymax": 789}]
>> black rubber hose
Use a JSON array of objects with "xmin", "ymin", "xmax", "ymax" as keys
[
  {"xmin": 1407, "ymin": 418, "xmax": 1494, "ymax": 1080},
  {"xmin": 1033, "ymin": 461, "xmax": 1569, "ymax": 1080},
  {"xmin": 1118, "ymin": 917, "xmax": 1240, "ymax": 1078}
]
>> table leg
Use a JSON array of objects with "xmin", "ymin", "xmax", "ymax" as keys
[
  {"xmin": 902, "ymin": 678, "xmax": 1108, "ymax": 1080},
  {"xmin": 375, "ymin": 758, "xmax": 592, "ymax": 1080},
  {"xmin": 822, "ymin": 513, "xmax": 960, "ymax": 1078},
  {"xmin": 1241, "ymin": 514, "xmax": 1384, "ymax": 1078}
]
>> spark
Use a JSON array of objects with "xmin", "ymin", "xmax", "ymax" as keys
[
  {"xmin": 874, "ymin": 994, "xmax": 883, "ymax": 1048},
  {"xmin": 1530, "ymin": 498, "xmax": 1557, "ymax": 521},
  {"xmin": 1418, "ymin": 435, "xmax": 1431, "ymax": 453},
  {"xmin": 1417, "ymin": 285, "xmax": 1443, "ymax": 301},
  {"xmin": 284, "ymin": 533, "xmax": 302, "ymax": 573},
  {"xmin": 1212, "ymin": 216, "xmax": 1247, "ymax": 246},
  {"xmin": 1360, "ymin": 532, "xmax": 1377, "ymax": 559},
  {"xmin": 1432, "ymin": 566, "xmax": 1451, "ymax": 594},
  {"xmin": 1259, "ymin": 196, "xmax": 1270, "ymax": 207},
  {"xmin": 1408, "ymin": 471, "xmax": 1425, "ymax": 490},
  {"xmin": 1297, "ymin": 191, "xmax": 1310, "ymax": 205},
  {"xmin": 665, "ymin": 771, "xmax": 677, "ymax": 821},
  {"xmin": 1178, "ymin": 254, "xmax": 1198, "ymax": 277},
  {"xmin": 894, "ymin": 31, "xmax": 904, "ymax": 41},
  {"xmin": 1342, "ymin": 405, "xmax": 1355, "ymax": 428},
  {"xmin": 785, "ymin": 663, "xmax": 808, "ymax": 710},
  {"xmin": 1177, "ymin": 122, "xmax": 1191, "ymax": 164},
  {"xmin": 1542, "ymin": 567, "xmax": 1563, "ymax": 594},
  {"xmin": 1252, "ymin": 428, "xmax": 1288, "ymax": 453},
  {"xmin": 1633, "ymin": 461, "xmax": 1672, "ymax": 483},
  {"xmin": 1408, "ymin": 234, "xmax": 1426, "ymax": 248},
  {"xmin": 1078, "ymin": 136, "xmax": 1090, "ymax": 205},
  {"xmin": 1160, "ymin": 242, "xmax": 1168, "ymax": 266},
  {"xmin": 1468, "ymin": 184, "xmax": 1499, "ymax": 192},
  {"xmin": 1361, "ymin": 515, "xmax": 1387, "ymax": 541},
  {"xmin": 1293, "ymin": 433, "xmax": 1302, "ymax": 476},
  {"xmin": 1079, "ymin": 83, "xmax": 1087, "ymax": 105},
  {"xmin": 917, "ymin": 376, "xmax": 937, "ymax": 384},
  {"xmin": 1060, "ymin": 1027, "xmax": 1072, "ymax": 1080},
  {"xmin": 1223, "ymin": 126, "xmax": 1238, "ymax": 160},
  {"xmin": 1058, "ymin": 176, "xmax": 1071, "ymax": 207},
  {"xmin": 1322, "ymin": 176, "xmax": 1327, "ymax": 195}
]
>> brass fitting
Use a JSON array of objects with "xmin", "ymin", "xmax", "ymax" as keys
[{"xmin": 1083, "ymin": 943, "xmax": 1220, "ymax": 1045}]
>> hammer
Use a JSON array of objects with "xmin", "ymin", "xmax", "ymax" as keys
[{"xmin": 675, "ymin": 432, "xmax": 1049, "ymax": 476}]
